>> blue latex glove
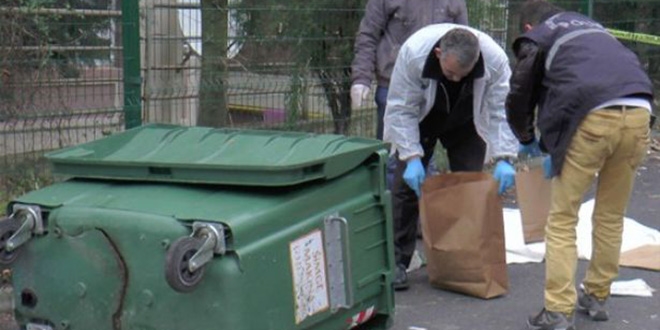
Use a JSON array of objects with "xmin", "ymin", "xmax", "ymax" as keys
[
  {"xmin": 493, "ymin": 160, "xmax": 515, "ymax": 195},
  {"xmin": 403, "ymin": 158, "xmax": 425, "ymax": 197},
  {"xmin": 543, "ymin": 156, "xmax": 553, "ymax": 179},
  {"xmin": 518, "ymin": 139, "xmax": 542, "ymax": 158}
]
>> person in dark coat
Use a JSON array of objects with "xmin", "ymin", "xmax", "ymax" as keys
[{"xmin": 506, "ymin": 2, "xmax": 654, "ymax": 329}]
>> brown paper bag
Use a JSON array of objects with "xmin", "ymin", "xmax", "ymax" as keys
[
  {"xmin": 619, "ymin": 245, "xmax": 660, "ymax": 271},
  {"xmin": 515, "ymin": 166, "xmax": 551, "ymax": 243},
  {"xmin": 419, "ymin": 172, "xmax": 509, "ymax": 299}
]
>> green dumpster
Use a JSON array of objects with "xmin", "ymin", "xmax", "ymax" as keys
[{"xmin": 0, "ymin": 124, "xmax": 395, "ymax": 330}]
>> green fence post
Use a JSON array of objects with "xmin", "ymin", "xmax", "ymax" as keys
[
  {"xmin": 122, "ymin": 0, "xmax": 142, "ymax": 129},
  {"xmin": 580, "ymin": 0, "xmax": 594, "ymax": 17}
]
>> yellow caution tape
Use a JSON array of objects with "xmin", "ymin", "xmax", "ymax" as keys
[{"xmin": 607, "ymin": 28, "xmax": 660, "ymax": 46}]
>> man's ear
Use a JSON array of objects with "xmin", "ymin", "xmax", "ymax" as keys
[
  {"xmin": 523, "ymin": 23, "xmax": 533, "ymax": 32},
  {"xmin": 433, "ymin": 47, "xmax": 442, "ymax": 59}
]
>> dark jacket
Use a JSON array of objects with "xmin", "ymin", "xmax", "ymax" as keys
[
  {"xmin": 506, "ymin": 11, "xmax": 653, "ymax": 175},
  {"xmin": 351, "ymin": 0, "xmax": 467, "ymax": 88}
]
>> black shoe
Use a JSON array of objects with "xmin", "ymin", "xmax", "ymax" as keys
[
  {"xmin": 527, "ymin": 308, "xmax": 575, "ymax": 330},
  {"xmin": 393, "ymin": 264, "xmax": 409, "ymax": 291},
  {"xmin": 577, "ymin": 288, "xmax": 609, "ymax": 321}
]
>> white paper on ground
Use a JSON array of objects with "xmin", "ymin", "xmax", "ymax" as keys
[
  {"xmin": 407, "ymin": 249, "xmax": 426, "ymax": 272},
  {"xmin": 504, "ymin": 199, "xmax": 660, "ymax": 264},
  {"xmin": 606, "ymin": 279, "xmax": 655, "ymax": 297}
]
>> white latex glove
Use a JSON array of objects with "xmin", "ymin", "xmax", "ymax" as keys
[{"xmin": 350, "ymin": 84, "xmax": 370, "ymax": 109}]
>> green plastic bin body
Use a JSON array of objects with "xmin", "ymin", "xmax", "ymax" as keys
[{"xmin": 1, "ymin": 124, "xmax": 395, "ymax": 330}]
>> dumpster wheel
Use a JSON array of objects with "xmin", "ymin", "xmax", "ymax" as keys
[
  {"xmin": 165, "ymin": 236, "xmax": 207, "ymax": 292},
  {"xmin": 0, "ymin": 216, "xmax": 21, "ymax": 264}
]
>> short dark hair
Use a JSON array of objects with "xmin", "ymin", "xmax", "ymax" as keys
[
  {"xmin": 439, "ymin": 28, "xmax": 480, "ymax": 69},
  {"xmin": 519, "ymin": 0, "xmax": 563, "ymax": 32}
]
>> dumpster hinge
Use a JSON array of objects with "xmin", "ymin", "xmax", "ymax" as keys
[{"xmin": 5, "ymin": 204, "xmax": 45, "ymax": 252}]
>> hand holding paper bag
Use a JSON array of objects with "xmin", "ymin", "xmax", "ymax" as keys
[{"xmin": 493, "ymin": 160, "xmax": 516, "ymax": 194}]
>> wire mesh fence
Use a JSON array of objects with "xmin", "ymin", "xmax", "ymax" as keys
[
  {"xmin": 2, "ymin": 0, "xmax": 660, "ymax": 204},
  {"xmin": 0, "ymin": 1, "xmax": 124, "ymax": 203},
  {"xmin": 140, "ymin": 0, "xmax": 370, "ymax": 136}
]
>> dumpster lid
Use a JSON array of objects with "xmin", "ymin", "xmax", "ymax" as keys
[{"xmin": 45, "ymin": 124, "xmax": 386, "ymax": 186}]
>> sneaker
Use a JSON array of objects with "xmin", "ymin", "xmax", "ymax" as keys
[
  {"xmin": 527, "ymin": 308, "xmax": 575, "ymax": 330},
  {"xmin": 393, "ymin": 264, "xmax": 409, "ymax": 291},
  {"xmin": 577, "ymin": 289, "xmax": 609, "ymax": 321}
]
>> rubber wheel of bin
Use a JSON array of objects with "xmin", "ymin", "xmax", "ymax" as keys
[
  {"xmin": 165, "ymin": 236, "xmax": 206, "ymax": 293},
  {"xmin": 0, "ymin": 217, "xmax": 21, "ymax": 265}
]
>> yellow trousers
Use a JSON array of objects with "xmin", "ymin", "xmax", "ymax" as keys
[{"xmin": 544, "ymin": 107, "xmax": 650, "ymax": 314}]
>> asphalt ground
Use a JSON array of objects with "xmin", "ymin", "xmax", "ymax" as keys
[{"xmin": 392, "ymin": 143, "xmax": 660, "ymax": 330}]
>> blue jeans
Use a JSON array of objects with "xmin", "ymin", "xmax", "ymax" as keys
[
  {"xmin": 375, "ymin": 86, "xmax": 388, "ymax": 140},
  {"xmin": 376, "ymin": 86, "xmax": 398, "ymax": 189}
]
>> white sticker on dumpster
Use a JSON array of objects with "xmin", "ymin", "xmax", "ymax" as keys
[{"xmin": 290, "ymin": 230, "xmax": 329, "ymax": 324}]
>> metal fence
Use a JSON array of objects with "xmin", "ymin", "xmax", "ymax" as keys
[
  {"xmin": 0, "ymin": 2, "xmax": 126, "ymax": 203},
  {"xmin": 2, "ymin": 0, "xmax": 660, "ymax": 204},
  {"xmin": 140, "ymin": 0, "xmax": 369, "ymax": 136}
]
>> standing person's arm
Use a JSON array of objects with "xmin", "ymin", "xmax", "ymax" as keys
[
  {"xmin": 351, "ymin": 0, "xmax": 388, "ymax": 87},
  {"xmin": 453, "ymin": 0, "xmax": 469, "ymax": 25},
  {"xmin": 505, "ymin": 39, "xmax": 544, "ymax": 144}
]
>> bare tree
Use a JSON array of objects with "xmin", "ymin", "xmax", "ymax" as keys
[{"xmin": 197, "ymin": 0, "xmax": 229, "ymax": 127}]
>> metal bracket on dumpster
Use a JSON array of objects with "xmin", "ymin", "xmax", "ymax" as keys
[
  {"xmin": 324, "ymin": 213, "xmax": 354, "ymax": 311},
  {"xmin": 188, "ymin": 222, "xmax": 226, "ymax": 273},
  {"xmin": 6, "ymin": 205, "xmax": 45, "ymax": 252}
]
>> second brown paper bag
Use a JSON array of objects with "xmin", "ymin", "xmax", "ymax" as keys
[
  {"xmin": 515, "ymin": 166, "xmax": 551, "ymax": 244},
  {"xmin": 419, "ymin": 172, "xmax": 508, "ymax": 299}
]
